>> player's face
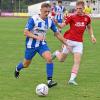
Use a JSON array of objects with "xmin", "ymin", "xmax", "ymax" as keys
[
  {"xmin": 76, "ymin": 5, "xmax": 84, "ymax": 15},
  {"xmin": 40, "ymin": 7, "xmax": 50, "ymax": 19},
  {"xmin": 58, "ymin": 3, "xmax": 62, "ymax": 6}
]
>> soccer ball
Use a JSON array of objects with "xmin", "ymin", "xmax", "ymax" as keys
[{"xmin": 36, "ymin": 83, "xmax": 49, "ymax": 96}]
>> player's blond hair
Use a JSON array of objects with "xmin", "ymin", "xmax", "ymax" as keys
[
  {"xmin": 41, "ymin": 3, "xmax": 51, "ymax": 8},
  {"xmin": 76, "ymin": 1, "xmax": 85, "ymax": 7}
]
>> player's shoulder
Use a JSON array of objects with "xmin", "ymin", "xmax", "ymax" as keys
[
  {"xmin": 84, "ymin": 13, "xmax": 91, "ymax": 18},
  {"xmin": 84, "ymin": 14, "xmax": 91, "ymax": 21},
  {"xmin": 67, "ymin": 13, "xmax": 76, "ymax": 18},
  {"xmin": 62, "ymin": 5, "xmax": 65, "ymax": 8},
  {"xmin": 56, "ymin": 5, "xmax": 59, "ymax": 8},
  {"xmin": 46, "ymin": 16, "xmax": 54, "ymax": 22},
  {"xmin": 31, "ymin": 14, "xmax": 40, "ymax": 20}
]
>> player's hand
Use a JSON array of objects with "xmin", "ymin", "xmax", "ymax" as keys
[
  {"xmin": 91, "ymin": 36, "xmax": 96, "ymax": 44},
  {"xmin": 54, "ymin": 19, "xmax": 58, "ymax": 24},
  {"xmin": 36, "ymin": 35, "xmax": 45, "ymax": 41}
]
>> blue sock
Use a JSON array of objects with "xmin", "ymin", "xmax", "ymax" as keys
[
  {"xmin": 16, "ymin": 62, "xmax": 24, "ymax": 71},
  {"xmin": 46, "ymin": 63, "xmax": 53, "ymax": 80}
]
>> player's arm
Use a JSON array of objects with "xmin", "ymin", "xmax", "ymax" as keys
[
  {"xmin": 63, "ymin": 7, "xmax": 66, "ymax": 13},
  {"xmin": 54, "ymin": 19, "xmax": 66, "ymax": 29},
  {"xmin": 87, "ymin": 23, "xmax": 96, "ymax": 44},
  {"xmin": 24, "ymin": 17, "xmax": 45, "ymax": 41},
  {"xmin": 50, "ymin": 20, "xmax": 67, "ymax": 45},
  {"xmin": 54, "ymin": 15, "xmax": 71, "ymax": 29},
  {"xmin": 24, "ymin": 30, "xmax": 45, "ymax": 41},
  {"xmin": 57, "ymin": 23, "xmax": 66, "ymax": 29},
  {"xmin": 54, "ymin": 31, "xmax": 67, "ymax": 45}
]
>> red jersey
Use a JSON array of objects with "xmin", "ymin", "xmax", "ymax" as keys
[
  {"xmin": 64, "ymin": 13, "xmax": 91, "ymax": 42},
  {"xmin": 51, "ymin": 6, "xmax": 56, "ymax": 16}
]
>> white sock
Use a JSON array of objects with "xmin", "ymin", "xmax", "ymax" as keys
[
  {"xmin": 16, "ymin": 67, "xmax": 19, "ymax": 72},
  {"xmin": 69, "ymin": 73, "xmax": 77, "ymax": 81},
  {"xmin": 55, "ymin": 50, "xmax": 60, "ymax": 56}
]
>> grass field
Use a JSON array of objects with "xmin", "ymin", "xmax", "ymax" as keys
[{"xmin": 0, "ymin": 17, "xmax": 100, "ymax": 100}]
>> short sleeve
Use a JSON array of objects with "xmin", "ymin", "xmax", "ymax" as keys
[
  {"xmin": 25, "ymin": 17, "xmax": 35, "ymax": 31},
  {"xmin": 64, "ymin": 15, "xmax": 72, "ymax": 25},
  {"xmin": 50, "ymin": 20, "xmax": 58, "ymax": 33},
  {"xmin": 87, "ymin": 16, "xmax": 91, "ymax": 25}
]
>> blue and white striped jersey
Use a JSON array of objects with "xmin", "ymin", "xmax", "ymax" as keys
[
  {"xmin": 25, "ymin": 14, "xmax": 58, "ymax": 48},
  {"xmin": 55, "ymin": 5, "xmax": 65, "ymax": 23}
]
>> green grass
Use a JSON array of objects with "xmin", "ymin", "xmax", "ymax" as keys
[{"xmin": 0, "ymin": 17, "xmax": 100, "ymax": 100}]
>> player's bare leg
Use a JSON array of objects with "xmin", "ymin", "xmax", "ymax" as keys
[
  {"xmin": 52, "ymin": 44, "xmax": 70, "ymax": 62},
  {"xmin": 15, "ymin": 59, "xmax": 31, "ymax": 78},
  {"xmin": 42, "ymin": 51, "xmax": 57, "ymax": 88},
  {"xmin": 68, "ymin": 53, "xmax": 82, "ymax": 85},
  {"xmin": 53, "ymin": 50, "xmax": 67, "ymax": 62}
]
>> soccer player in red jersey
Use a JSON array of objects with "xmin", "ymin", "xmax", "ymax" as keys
[{"xmin": 52, "ymin": 1, "xmax": 96, "ymax": 85}]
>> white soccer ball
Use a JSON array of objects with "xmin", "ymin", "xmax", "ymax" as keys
[{"xmin": 36, "ymin": 83, "xmax": 49, "ymax": 96}]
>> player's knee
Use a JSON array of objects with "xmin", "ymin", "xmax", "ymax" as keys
[
  {"xmin": 74, "ymin": 62, "xmax": 80, "ymax": 66},
  {"xmin": 23, "ymin": 62, "xmax": 30, "ymax": 68},
  {"xmin": 47, "ymin": 59, "xmax": 52, "ymax": 63},
  {"xmin": 59, "ymin": 59, "xmax": 64, "ymax": 62},
  {"xmin": 46, "ymin": 57, "xmax": 52, "ymax": 63}
]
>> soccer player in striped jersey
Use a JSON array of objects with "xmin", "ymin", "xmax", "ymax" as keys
[
  {"xmin": 14, "ymin": 3, "xmax": 67, "ymax": 88},
  {"xmin": 52, "ymin": 1, "xmax": 96, "ymax": 85},
  {"xmin": 54, "ymin": 0, "xmax": 65, "ymax": 32}
]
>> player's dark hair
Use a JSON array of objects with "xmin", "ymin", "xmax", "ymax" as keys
[
  {"xmin": 76, "ymin": 1, "xmax": 85, "ymax": 7},
  {"xmin": 41, "ymin": 3, "xmax": 51, "ymax": 8},
  {"xmin": 58, "ymin": 0, "xmax": 62, "ymax": 4}
]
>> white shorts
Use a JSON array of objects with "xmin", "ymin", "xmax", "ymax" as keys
[{"xmin": 62, "ymin": 40, "xmax": 83, "ymax": 54}]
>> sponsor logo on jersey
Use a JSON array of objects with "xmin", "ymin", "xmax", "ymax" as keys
[{"xmin": 75, "ymin": 22, "xmax": 85, "ymax": 27}]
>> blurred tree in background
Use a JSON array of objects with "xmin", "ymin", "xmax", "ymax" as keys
[{"xmin": 0, "ymin": 0, "xmax": 46, "ymax": 12}]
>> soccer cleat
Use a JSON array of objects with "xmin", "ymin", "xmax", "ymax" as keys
[
  {"xmin": 47, "ymin": 80, "xmax": 57, "ymax": 88},
  {"xmin": 14, "ymin": 68, "xmax": 20, "ymax": 78},
  {"xmin": 68, "ymin": 80, "xmax": 78, "ymax": 85}
]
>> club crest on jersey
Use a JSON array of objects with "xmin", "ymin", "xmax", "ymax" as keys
[{"xmin": 84, "ymin": 17, "xmax": 88, "ymax": 21}]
